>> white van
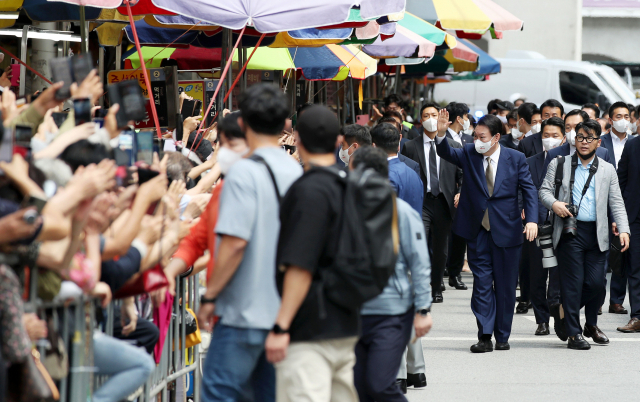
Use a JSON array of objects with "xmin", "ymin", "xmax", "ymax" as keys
[{"xmin": 433, "ymin": 50, "xmax": 639, "ymax": 117}]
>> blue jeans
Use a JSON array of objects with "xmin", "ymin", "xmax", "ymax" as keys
[
  {"xmin": 202, "ymin": 323, "xmax": 274, "ymax": 402},
  {"xmin": 92, "ymin": 332, "xmax": 155, "ymax": 402}
]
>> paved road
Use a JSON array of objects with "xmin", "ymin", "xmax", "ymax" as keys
[{"xmin": 407, "ymin": 271, "xmax": 640, "ymax": 402}]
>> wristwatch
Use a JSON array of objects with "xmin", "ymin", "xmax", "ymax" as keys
[
  {"xmin": 271, "ymin": 324, "xmax": 289, "ymax": 334},
  {"xmin": 416, "ymin": 307, "xmax": 431, "ymax": 316},
  {"xmin": 200, "ymin": 295, "xmax": 217, "ymax": 305}
]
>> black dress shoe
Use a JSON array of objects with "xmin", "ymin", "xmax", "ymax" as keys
[
  {"xmin": 470, "ymin": 339, "xmax": 493, "ymax": 353},
  {"xmin": 515, "ymin": 301, "xmax": 531, "ymax": 314},
  {"xmin": 406, "ymin": 373, "xmax": 427, "ymax": 388},
  {"xmin": 550, "ymin": 304, "xmax": 567, "ymax": 341},
  {"xmin": 440, "ymin": 281, "xmax": 446, "ymax": 292},
  {"xmin": 609, "ymin": 304, "xmax": 628, "ymax": 314},
  {"xmin": 583, "ymin": 324, "xmax": 609, "ymax": 344},
  {"xmin": 495, "ymin": 342, "xmax": 510, "ymax": 350},
  {"xmin": 567, "ymin": 334, "xmax": 591, "ymax": 350},
  {"xmin": 535, "ymin": 323, "xmax": 550, "ymax": 336},
  {"xmin": 395, "ymin": 379, "xmax": 407, "ymax": 394},
  {"xmin": 449, "ymin": 276, "xmax": 468, "ymax": 290},
  {"xmin": 432, "ymin": 291, "xmax": 443, "ymax": 303},
  {"xmin": 597, "ymin": 307, "xmax": 602, "ymax": 315}
]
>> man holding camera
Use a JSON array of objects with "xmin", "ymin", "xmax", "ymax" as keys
[{"xmin": 539, "ymin": 120, "xmax": 629, "ymax": 350}]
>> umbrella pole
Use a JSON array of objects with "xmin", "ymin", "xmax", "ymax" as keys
[
  {"xmin": 240, "ymin": 47, "xmax": 247, "ymax": 93},
  {"xmin": 226, "ymin": 31, "xmax": 234, "ymax": 110},
  {"xmin": 336, "ymin": 84, "xmax": 341, "ymax": 127},
  {"xmin": 349, "ymin": 78, "xmax": 356, "ymax": 124},
  {"xmin": 79, "ymin": 6, "xmax": 88, "ymax": 54},
  {"xmin": 218, "ymin": 28, "xmax": 229, "ymax": 122},
  {"xmin": 394, "ymin": 66, "xmax": 401, "ymax": 95}
]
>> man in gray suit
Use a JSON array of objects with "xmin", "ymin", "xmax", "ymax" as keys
[{"xmin": 540, "ymin": 120, "xmax": 630, "ymax": 350}]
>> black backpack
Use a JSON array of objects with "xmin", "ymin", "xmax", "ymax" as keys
[{"xmin": 320, "ymin": 165, "xmax": 399, "ymax": 310}]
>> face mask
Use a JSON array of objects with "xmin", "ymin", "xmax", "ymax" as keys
[
  {"xmin": 218, "ymin": 146, "xmax": 248, "ymax": 175},
  {"xmin": 497, "ymin": 115, "xmax": 508, "ymax": 124},
  {"xmin": 542, "ymin": 137, "xmax": 562, "ymax": 152},
  {"xmin": 339, "ymin": 144, "xmax": 354, "ymax": 165},
  {"xmin": 474, "ymin": 137, "xmax": 495, "ymax": 154},
  {"xmin": 531, "ymin": 123, "xmax": 541, "ymax": 134},
  {"xmin": 567, "ymin": 129, "xmax": 576, "ymax": 146},
  {"xmin": 422, "ymin": 117, "xmax": 438, "ymax": 132},
  {"xmin": 613, "ymin": 119, "xmax": 629, "ymax": 134},
  {"xmin": 510, "ymin": 127, "xmax": 522, "ymax": 140},
  {"xmin": 463, "ymin": 127, "xmax": 474, "ymax": 136},
  {"xmin": 461, "ymin": 118, "xmax": 470, "ymax": 131},
  {"xmin": 630, "ymin": 121, "xmax": 638, "ymax": 134}
]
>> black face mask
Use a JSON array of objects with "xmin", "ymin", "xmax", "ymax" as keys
[{"xmin": 578, "ymin": 148, "xmax": 596, "ymax": 161}]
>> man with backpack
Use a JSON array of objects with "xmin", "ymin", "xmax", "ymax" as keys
[
  {"xmin": 196, "ymin": 84, "xmax": 302, "ymax": 402},
  {"xmin": 350, "ymin": 146, "xmax": 433, "ymax": 402},
  {"xmin": 266, "ymin": 105, "xmax": 397, "ymax": 401}
]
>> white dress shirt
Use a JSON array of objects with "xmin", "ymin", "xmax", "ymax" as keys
[
  {"xmin": 448, "ymin": 128, "xmax": 463, "ymax": 145},
  {"xmin": 387, "ymin": 155, "xmax": 399, "ymax": 161},
  {"xmin": 569, "ymin": 143, "xmax": 576, "ymax": 156},
  {"xmin": 524, "ymin": 130, "xmax": 533, "ymax": 138},
  {"xmin": 611, "ymin": 132, "xmax": 628, "ymax": 165},
  {"xmin": 423, "ymin": 133, "xmax": 441, "ymax": 193},
  {"xmin": 482, "ymin": 145, "xmax": 500, "ymax": 186}
]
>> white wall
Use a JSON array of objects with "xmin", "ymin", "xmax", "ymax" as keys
[
  {"xmin": 484, "ymin": 0, "xmax": 582, "ymax": 61},
  {"xmin": 582, "ymin": 17, "xmax": 640, "ymax": 62}
]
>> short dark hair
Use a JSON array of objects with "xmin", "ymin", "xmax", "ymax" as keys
[
  {"xmin": 516, "ymin": 102, "xmax": 539, "ymax": 125},
  {"xmin": 296, "ymin": 102, "xmax": 314, "ymax": 119},
  {"xmin": 187, "ymin": 131, "xmax": 213, "ymax": 162},
  {"xmin": 541, "ymin": 116, "xmax": 565, "ymax": 136},
  {"xmin": 564, "ymin": 109, "xmax": 589, "ymax": 123},
  {"xmin": 539, "ymin": 99, "xmax": 564, "ymax": 117},
  {"xmin": 576, "ymin": 119, "xmax": 602, "ymax": 138},
  {"xmin": 378, "ymin": 116, "xmax": 402, "ymax": 131},
  {"xmin": 446, "ymin": 102, "xmax": 469, "ymax": 124},
  {"xmin": 60, "ymin": 140, "xmax": 110, "ymax": 172},
  {"xmin": 506, "ymin": 110, "xmax": 518, "ymax": 122},
  {"xmin": 218, "ymin": 112, "xmax": 244, "ymax": 141},
  {"xmin": 350, "ymin": 146, "xmax": 389, "ymax": 177},
  {"xmin": 582, "ymin": 103, "xmax": 601, "ymax": 118},
  {"xmin": 382, "ymin": 110, "xmax": 404, "ymax": 122},
  {"xmin": 468, "ymin": 114, "xmax": 477, "ymax": 128},
  {"xmin": 342, "ymin": 124, "xmax": 371, "ymax": 146},
  {"xmin": 420, "ymin": 102, "xmax": 440, "ymax": 117},
  {"xmin": 608, "ymin": 101, "xmax": 630, "ymax": 118},
  {"xmin": 370, "ymin": 123, "xmax": 400, "ymax": 154},
  {"xmin": 296, "ymin": 105, "xmax": 340, "ymax": 154},
  {"xmin": 238, "ymin": 84, "xmax": 289, "ymax": 135},
  {"xmin": 383, "ymin": 94, "xmax": 403, "ymax": 109},
  {"xmin": 477, "ymin": 114, "xmax": 504, "ymax": 137},
  {"xmin": 487, "ymin": 99, "xmax": 501, "ymax": 114}
]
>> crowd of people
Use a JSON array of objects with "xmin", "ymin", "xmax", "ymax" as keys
[{"xmin": 1, "ymin": 56, "xmax": 640, "ymax": 402}]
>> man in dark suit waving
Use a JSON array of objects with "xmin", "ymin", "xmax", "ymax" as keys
[
  {"xmin": 435, "ymin": 111, "xmax": 538, "ymax": 353},
  {"xmin": 401, "ymin": 102, "xmax": 463, "ymax": 303}
]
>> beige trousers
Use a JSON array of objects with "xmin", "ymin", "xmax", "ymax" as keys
[{"xmin": 275, "ymin": 336, "xmax": 359, "ymax": 402}]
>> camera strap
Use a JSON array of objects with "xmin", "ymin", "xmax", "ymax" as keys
[{"xmin": 569, "ymin": 153, "xmax": 598, "ymax": 217}]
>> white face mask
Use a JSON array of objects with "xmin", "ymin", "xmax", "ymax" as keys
[
  {"xmin": 422, "ymin": 117, "xmax": 438, "ymax": 132},
  {"xmin": 613, "ymin": 119, "xmax": 629, "ymax": 134},
  {"xmin": 461, "ymin": 118, "xmax": 470, "ymax": 131},
  {"xmin": 339, "ymin": 144, "xmax": 354, "ymax": 165},
  {"xmin": 510, "ymin": 127, "xmax": 522, "ymax": 140},
  {"xmin": 542, "ymin": 137, "xmax": 562, "ymax": 152},
  {"xmin": 463, "ymin": 127, "xmax": 474, "ymax": 136},
  {"xmin": 630, "ymin": 121, "xmax": 637, "ymax": 134},
  {"xmin": 567, "ymin": 129, "xmax": 576, "ymax": 146},
  {"xmin": 531, "ymin": 123, "xmax": 541, "ymax": 134},
  {"xmin": 218, "ymin": 146, "xmax": 248, "ymax": 175},
  {"xmin": 497, "ymin": 115, "xmax": 508, "ymax": 124},
  {"xmin": 474, "ymin": 137, "xmax": 495, "ymax": 154}
]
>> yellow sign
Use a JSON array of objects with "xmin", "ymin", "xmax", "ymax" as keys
[
  {"xmin": 178, "ymin": 81, "xmax": 205, "ymax": 117},
  {"xmin": 107, "ymin": 69, "xmax": 150, "ymax": 97}
]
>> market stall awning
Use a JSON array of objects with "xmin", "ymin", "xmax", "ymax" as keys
[
  {"xmin": 0, "ymin": 0, "xmax": 22, "ymax": 29},
  {"xmin": 23, "ymin": 0, "xmax": 102, "ymax": 22}
]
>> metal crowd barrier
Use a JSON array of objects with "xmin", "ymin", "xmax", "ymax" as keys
[{"xmin": 26, "ymin": 267, "xmax": 202, "ymax": 402}]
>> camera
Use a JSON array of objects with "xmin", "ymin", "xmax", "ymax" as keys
[
  {"xmin": 536, "ymin": 223, "xmax": 557, "ymax": 269},
  {"xmin": 562, "ymin": 204, "xmax": 579, "ymax": 238}
]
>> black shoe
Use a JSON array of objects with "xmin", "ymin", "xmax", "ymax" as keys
[
  {"xmin": 396, "ymin": 379, "xmax": 407, "ymax": 394},
  {"xmin": 444, "ymin": 268, "xmax": 449, "ymax": 276},
  {"xmin": 515, "ymin": 301, "xmax": 531, "ymax": 314},
  {"xmin": 597, "ymin": 307, "xmax": 603, "ymax": 315},
  {"xmin": 406, "ymin": 373, "xmax": 427, "ymax": 388},
  {"xmin": 432, "ymin": 291, "xmax": 443, "ymax": 303},
  {"xmin": 535, "ymin": 323, "xmax": 550, "ymax": 336},
  {"xmin": 470, "ymin": 339, "xmax": 493, "ymax": 353},
  {"xmin": 550, "ymin": 304, "xmax": 567, "ymax": 341},
  {"xmin": 583, "ymin": 324, "xmax": 609, "ymax": 345},
  {"xmin": 516, "ymin": 296, "xmax": 522, "ymax": 302},
  {"xmin": 495, "ymin": 342, "xmax": 510, "ymax": 350},
  {"xmin": 440, "ymin": 281, "xmax": 446, "ymax": 292},
  {"xmin": 567, "ymin": 334, "xmax": 591, "ymax": 350},
  {"xmin": 449, "ymin": 275, "xmax": 468, "ymax": 290}
]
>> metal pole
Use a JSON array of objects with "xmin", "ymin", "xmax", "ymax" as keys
[
  {"xmin": 226, "ymin": 32, "xmax": 233, "ymax": 110},
  {"xmin": 19, "ymin": 25, "xmax": 28, "ymax": 97},
  {"xmin": 79, "ymin": 6, "xmax": 89, "ymax": 54},
  {"xmin": 217, "ymin": 28, "xmax": 229, "ymax": 122},
  {"xmin": 394, "ymin": 66, "xmax": 402, "ymax": 95},
  {"xmin": 240, "ymin": 47, "xmax": 247, "ymax": 93},
  {"xmin": 115, "ymin": 44, "xmax": 122, "ymax": 70},
  {"xmin": 349, "ymin": 78, "xmax": 356, "ymax": 124},
  {"xmin": 98, "ymin": 47, "xmax": 104, "ymax": 107}
]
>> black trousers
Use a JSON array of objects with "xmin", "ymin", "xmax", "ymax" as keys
[
  {"xmin": 447, "ymin": 232, "xmax": 467, "ymax": 279},
  {"xmin": 626, "ymin": 217, "xmax": 640, "ymax": 319},
  {"xmin": 518, "ymin": 232, "xmax": 531, "ymax": 302},
  {"xmin": 113, "ymin": 309, "xmax": 160, "ymax": 354},
  {"xmin": 423, "ymin": 194, "xmax": 452, "ymax": 292},
  {"xmin": 354, "ymin": 309, "xmax": 414, "ymax": 402},
  {"xmin": 556, "ymin": 221, "xmax": 606, "ymax": 336},
  {"xmin": 527, "ymin": 239, "xmax": 561, "ymax": 323}
]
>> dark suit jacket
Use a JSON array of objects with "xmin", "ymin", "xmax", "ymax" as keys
[
  {"xmin": 446, "ymin": 130, "xmax": 474, "ymax": 147},
  {"xmin": 401, "ymin": 135, "xmax": 463, "ymax": 215},
  {"xmin": 526, "ymin": 152, "xmax": 551, "ymax": 225},
  {"xmin": 436, "ymin": 140, "xmax": 538, "ymax": 248},
  {"xmin": 517, "ymin": 132, "xmax": 542, "ymax": 158},
  {"xmin": 599, "ymin": 133, "xmax": 629, "ymax": 169},
  {"xmin": 617, "ymin": 136, "xmax": 640, "ymax": 223},
  {"xmin": 398, "ymin": 153, "xmax": 420, "ymax": 177},
  {"xmin": 499, "ymin": 135, "xmax": 520, "ymax": 151},
  {"xmin": 544, "ymin": 143, "xmax": 612, "ymax": 173}
]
